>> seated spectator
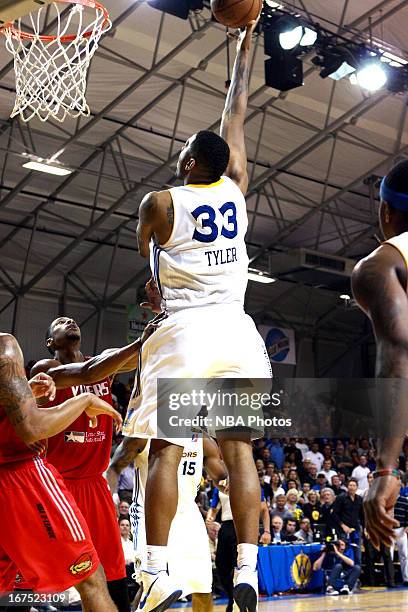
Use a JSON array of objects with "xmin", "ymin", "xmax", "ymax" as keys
[
  {"xmin": 284, "ymin": 438, "xmax": 304, "ymax": 467},
  {"xmin": 295, "ymin": 518, "xmax": 314, "ymax": 543},
  {"xmin": 285, "ymin": 478, "xmax": 299, "ymax": 494},
  {"xmin": 313, "ymin": 472, "xmax": 328, "ymax": 492},
  {"xmin": 287, "ymin": 468, "xmax": 300, "ymax": 486},
  {"xmin": 259, "ymin": 471, "xmax": 273, "ymax": 503},
  {"xmin": 118, "ymin": 463, "xmax": 135, "ymax": 504},
  {"xmin": 256, "ymin": 458, "xmax": 266, "ymax": 473},
  {"xmin": 263, "ymin": 461, "xmax": 277, "ymax": 484},
  {"xmin": 286, "ymin": 450, "xmax": 302, "ymax": 469},
  {"xmin": 333, "ymin": 442, "xmax": 353, "ymax": 475},
  {"xmin": 320, "ymin": 459, "xmax": 337, "ymax": 483},
  {"xmin": 302, "ymin": 464, "xmax": 318, "ymax": 489},
  {"xmin": 261, "ymin": 447, "xmax": 272, "ymax": 466},
  {"xmin": 268, "ymin": 440, "xmax": 285, "ymax": 470},
  {"xmin": 305, "ymin": 442, "xmax": 324, "ymax": 471},
  {"xmin": 271, "ymin": 494, "xmax": 292, "ymax": 521},
  {"xmin": 357, "ymin": 471, "xmax": 374, "ymax": 497},
  {"xmin": 350, "ymin": 449, "xmax": 360, "ymax": 470},
  {"xmin": 366, "ymin": 449, "xmax": 376, "ymax": 472},
  {"xmin": 271, "ymin": 515, "xmax": 284, "ymax": 543},
  {"xmin": 322, "ymin": 443, "xmax": 334, "ymax": 461},
  {"xmin": 286, "ymin": 490, "xmax": 303, "ymax": 520},
  {"xmin": 295, "ymin": 438, "xmax": 309, "ymax": 459},
  {"xmin": 299, "ymin": 482, "xmax": 311, "ymax": 504},
  {"xmin": 279, "ymin": 461, "xmax": 291, "ymax": 483},
  {"xmin": 298, "ymin": 457, "xmax": 311, "ymax": 482},
  {"xmin": 119, "ymin": 517, "xmax": 134, "ymax": 565},
  {"xmin": 331, "ymin": 474, "xmax": 347, "ymax": 496},
  {"xmin": 269, "ymin": 472, "xmax": 285, "ymax": 499},
  {"xmin": 303, "ymin": 490, "xmax": 322, "ymax": 525},
  {"xmin": 118, "ymin": 500, "xmax": 130, "ymax": 520},
  {"xmin": 351, "ymin": 455, "xmax": 370, "ymax": 493},
  {"xmin": 282, "ymin": 518, "xmax": 299, "ymax": 543},
  {"xmin": 357, "ymin": 438, "xmax": 372, "ymax": 456},
  {"xmin": 313, "ymin": 537, "xmax": 361, "ymax": 596}
]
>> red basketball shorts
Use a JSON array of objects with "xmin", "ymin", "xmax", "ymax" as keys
[
  {"xmin": 64, "ymin": 474, "xmax": 126, "ymax": 581},
  {"xmin": 0, "ymin": 457, "xmax": 99, "ymax": 593}
]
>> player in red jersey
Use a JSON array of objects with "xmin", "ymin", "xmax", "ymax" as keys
[
  {"xmin": 0, "ymin": 333, "xmax": 121, "ymax": 611},
  {"xmin": 30, "ymin": 316, "xmax": 157, "ymax": 612}
]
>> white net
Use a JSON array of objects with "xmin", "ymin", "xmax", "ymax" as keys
[{"xmin": 3, "ymin": 1, "xmax": 111, "ymax": 123}]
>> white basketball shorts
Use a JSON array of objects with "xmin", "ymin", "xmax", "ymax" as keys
[{"xmin": 122, "ymin": 303, "xmax": 272, "ymax": 443}]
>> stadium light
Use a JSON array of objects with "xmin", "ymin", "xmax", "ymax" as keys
[
  {"xmin": 352, "ymin": 59, "xmax": 388, "ymax": 92},
  {"xmin": 22, "ymin": 157, "xmax": 73, "ymax": 176},
  {"xmin": 248, "ymin": 269, "xmax": 277, "ymax": 284}
]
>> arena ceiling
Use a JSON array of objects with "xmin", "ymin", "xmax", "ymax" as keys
[{"xmin": 0, "ymin": 0, "xmax": 407, "ymax": 350}]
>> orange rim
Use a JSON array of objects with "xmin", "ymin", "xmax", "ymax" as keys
[{"xmin": 1, "ymin": 0, "xmax": 110, "ymax": 42}]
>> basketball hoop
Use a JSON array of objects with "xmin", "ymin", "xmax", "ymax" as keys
[{"xmin": 1, "ymin": 0, "xmax": 111, "ymax": 123}]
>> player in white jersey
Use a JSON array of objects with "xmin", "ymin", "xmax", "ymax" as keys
[
  {"xmin": 107, "ymin": 434, "xmax": 227, "ymax": 612},
  {"xmin": 125, "ymin": 20, "xmax": 270, "ymax": 612}
]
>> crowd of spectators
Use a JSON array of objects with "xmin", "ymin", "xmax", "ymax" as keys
[
  {"xmin": 195, "ymin": 436, "xmax": 408, "ymax": 599},
  {"xmin": 109, "ymin": 402, "xmax": 408, "ymax": 601}
]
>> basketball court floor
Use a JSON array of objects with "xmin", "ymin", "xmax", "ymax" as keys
[{"xmin": 172, "ymin": 588, "xmax": 408, "ymax": 611}]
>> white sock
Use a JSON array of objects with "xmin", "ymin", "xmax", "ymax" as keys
[
  {"xmin": 237, "ymin": 543, "xmax": 258, "ymax": 571},
  {"xmin": 145, "ymin": 545, "xmax": 167, "ymax": 574}
]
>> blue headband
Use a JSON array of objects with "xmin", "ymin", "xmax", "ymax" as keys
[{"xmin": 380, "ymin": 177, "xmax": 408, "ymax": 211}]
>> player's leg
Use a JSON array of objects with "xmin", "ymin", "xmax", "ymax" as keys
[
  {"xmin": 145, "ymin": 440, "xmax": 183, "ymax": 545},
  {"xmin": 216, "ymin": 434, "xmax": 259, "ymax": 612},
  {"xmin": 139, "ymin": 439, "xmax": 184, "ymax": 612},
  {"xmin": 217, "ymin": 435, "xmax": 260, "ymax": 543},
  {"xmin": 192, "ymin": 593, "xmax": 213, "ymax": 612},
  {"xmin": 76, "ymin": 565, "xmax": 117, "ymax": 612}
]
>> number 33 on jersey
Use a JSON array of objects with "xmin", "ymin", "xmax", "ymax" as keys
[{"xmin": 150, "ymin": 176, "xmax": 250, "ymax": 312}]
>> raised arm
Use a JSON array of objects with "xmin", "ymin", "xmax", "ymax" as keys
[
  {"xmin": 0, "ymin": 334, "xmax": 121, "ymax": 444},
  {"xmin": 220, "ymin": 21, "xmax": 257, "ymax": 195},
  {"xmin": 352, "ymin": 244, "xmax": 408, "ymax": 547}
]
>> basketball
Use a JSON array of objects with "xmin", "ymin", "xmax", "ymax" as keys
[{"xmin": 211, "ymin": 0, "xmax": 263, "ymax": 28}]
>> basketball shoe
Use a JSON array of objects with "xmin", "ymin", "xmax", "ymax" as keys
[
  {"xmin": 233, "ymin": 565, "xmax": 258, "ymax": 611},
  {"xmin": 137, "ymin": 569, "xmax": 182, "ymax": 612}
]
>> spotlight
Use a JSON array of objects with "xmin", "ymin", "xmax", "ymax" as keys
[
  {"xmin": 340, "ymin": 294, "xmax": 351, "ymax": 301},
  {"xmin": 353, "ymin": 59, "xmax": 388, "ymax": 91},
  {"xmin": 264, "ymin": 14, "xmax": 317, "ymax": 54},
  {"xmin": 147, "ymin": 0, "xmax": 203, "ymax": 20},
  {"xmin": 279, "ymin": 23, "xmax": 303, "ymax": 50}
]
